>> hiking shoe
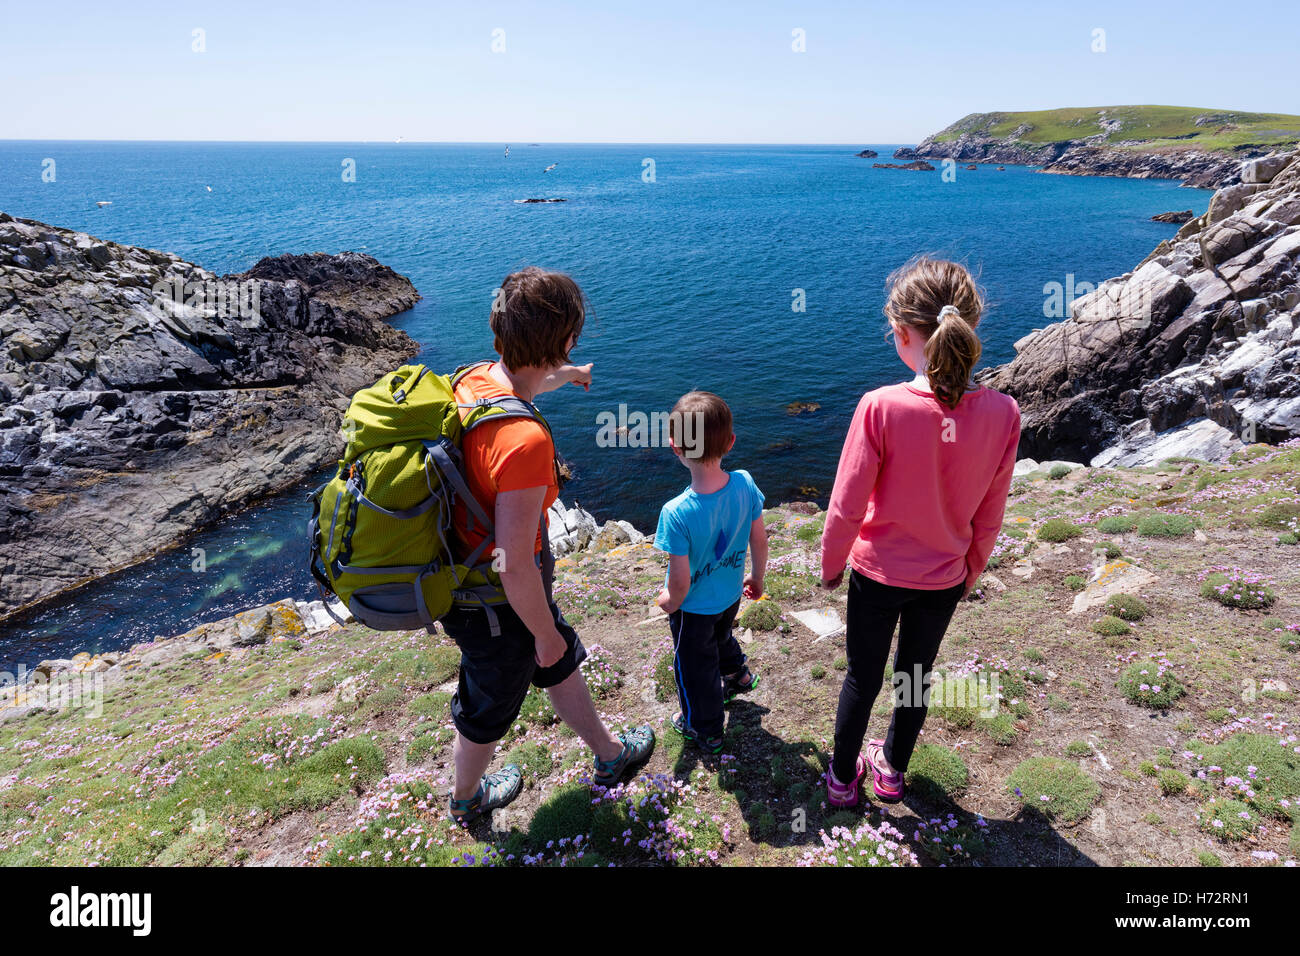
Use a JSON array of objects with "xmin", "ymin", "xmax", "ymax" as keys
[
  {"xmin": 593, "ymin": 725, "xmax": 656, "ymax": 788},
  {"xmin": 670, "ymin": 712, "xmax": 724, "ymax": 755},
  {"xmin": 449, "ymin": 765, "xmax": 523, "ymax": 824},
  {"xmin": 826, "ymin": 754, "xmax": 868, "ymax": 809},
  {"xmin": 722, "ymin": 666, "xmax": 759, "ymax": 704},
  {"xmin": 865, "ymin": 740, "xmax": 905, "ymax": 803}
]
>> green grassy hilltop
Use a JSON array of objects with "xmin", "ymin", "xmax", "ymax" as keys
[
  {"xmin": 2, "ymin": 446, "xmax": 1298, "ymax": 867},
  {"xmin": 933, "ymin": 105, "xmax": 1300, "ymax": 153}
]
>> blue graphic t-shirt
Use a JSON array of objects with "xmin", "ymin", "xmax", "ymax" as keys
[{"xmin": 654, "ymin": 469, "xmax": 765, "ymax": 615}]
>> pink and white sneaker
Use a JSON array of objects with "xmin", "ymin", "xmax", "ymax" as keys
[
  {"xmin": 826, "ymin": 755, "xmax": 868, "ymax": 808},
  {"xmin": 865, "ymin": 739, "xmax": 904, "ymax": 803}
]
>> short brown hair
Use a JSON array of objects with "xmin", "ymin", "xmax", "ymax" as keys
[
  {"xmin": 491, "ymin": 267, "xmax": 586, "ymax": 370},
  {"xmin": 669, "ymin": 391, "xmax": 733, "ymax": 461},
  {"xmin": 884, "ymin": 256, "xmax": 984, "ymax": 410}
]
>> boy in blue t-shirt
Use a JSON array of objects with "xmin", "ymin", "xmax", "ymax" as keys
[{"xmin": 654, "ymin": 391, "xmax": 769, "ymax": 754}]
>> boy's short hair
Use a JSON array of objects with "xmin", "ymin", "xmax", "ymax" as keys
[
  {"xmin": 491, "ymin": 267, "xmax": 586, "ymax": 370},
  {"xmin": 669, "ymin": 390, "xmax": 732, "ymax": 462}
]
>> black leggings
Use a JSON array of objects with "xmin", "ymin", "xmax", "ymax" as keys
[{"xmin": 831, "ymin": 569, "xmax": 965, "ymax": 784}]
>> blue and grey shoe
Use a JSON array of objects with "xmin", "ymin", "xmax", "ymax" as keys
[
  {"xmin": 592, "ymin": 725, "xmax": 656, "ymax": 788},
  {"xmin": 449, "ymin": 765, "xmax": 523, "ymax": 824},
  {"xmin": 722, "ymin": 665, "xmax": 759, "ymax": 704}
]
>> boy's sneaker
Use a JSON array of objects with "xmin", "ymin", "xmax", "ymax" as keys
[
  {"xmin": 670, "ymin": 712, "xmax": 724, "ymax": 755},
  {"xmin": 593, "ymin": 725, "xmax": 656, "ymax": 788},
  {"xmin": 722, "ymin": 665, "xmax": 759, "ymax": 704},
  {"xmin": 449, "ymin": 765, "xmax": 523, "ymax": 824}
]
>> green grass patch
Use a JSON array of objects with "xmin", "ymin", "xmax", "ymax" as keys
[
  {"xmin": 1118, "ymin": 659, "xmax": 1185, "ymax": 709},
  {"xmin": 1200, "ymin": 571, "xmax": 1276, "ymax": 609},
  {"xmin": 905, "ymin": 745, "xmax": 969, "ymax": 802},
  {"xmin": 1092, "ymin": 615, "xmax": 1131, "ymax": 636},
  {"xmin": 1037, "ymin": 518, "xmax": 1084, "ymax": 543},
  {"xmin": 1097, "ymin": 515, "xmax": 1136, "ymax": 534},
  {"xmin": 1006, "ymin": 757, "xmax": 1100, "ymax": 825},
  {"xmin": 1137, "ymin": 513, "xmax": 1195, "ymax": 538},
  {"xmin": 1197, "ymin": 798, "xmax": 1258, "ymax": 841},
  {"xmin": 738, "ymin": 600, "xmax": 782, "ymax": 632}
]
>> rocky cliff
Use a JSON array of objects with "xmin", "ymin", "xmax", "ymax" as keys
[
  {"xmin": 0, "ymin": 215, "xmax": 420, "ymax": 619},
  {"xmin": 895, "ymin": 107, "xmax": 1300, "ymax": 188},
  {"xmin": 980, "ymin": 151, "xmax": 1300, "ymax": 466}
]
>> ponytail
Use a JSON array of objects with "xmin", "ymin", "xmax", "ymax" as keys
[
  {"xmin": 923, "ymin": 306, "xmax": 982, "ymax": 409},
  {"xmin": 883, "ymin": 257, "xmax": 985, "ymax": 410}
]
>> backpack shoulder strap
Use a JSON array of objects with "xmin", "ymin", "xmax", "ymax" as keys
[
  {"xmin": 460, "ymin": 395, "xmax": 552, "ymax": 435},
  {"xmin": 450, "ymin": 360, "xmax": 495, "ymax": 389}
]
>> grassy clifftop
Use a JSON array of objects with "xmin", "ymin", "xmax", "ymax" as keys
[
  {"xmin": 933, "ymin": 105, "xmax": 1300, "ymax": 153},
  {"xmin": 2, "ymin": 446, "xmax": 1298, "ymax": 866}
]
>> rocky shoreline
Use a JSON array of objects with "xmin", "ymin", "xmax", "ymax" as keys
[
  {"xmin": 0, "ymin": 215, "xmax": 421, "ymax": 620},
  {"xmin": 895, "ymin": 139, "xmax": 1244, "ymax": 189},
  {"xmin": 980, "ymin": 151, "xmax": 1300, "ymax": 465}
]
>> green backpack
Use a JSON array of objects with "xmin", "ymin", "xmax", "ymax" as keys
[{"xmin": 308, "ymin": 361, "xmax": 552, "ymax": 635}]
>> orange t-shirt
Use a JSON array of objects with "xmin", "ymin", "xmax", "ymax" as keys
[{"xmin": 452, "ymin": 362, "xmax": 558, "ymax": 560}]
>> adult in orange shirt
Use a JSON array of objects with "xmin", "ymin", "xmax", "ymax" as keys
[{"xmin": 443, "ymin": 268, "xmax": 655, "ymax": 824}]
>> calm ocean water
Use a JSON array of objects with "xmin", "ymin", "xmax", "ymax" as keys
[{"xmin": 0, "ymin": 141, "xmax": 1209, "ymax": 666}]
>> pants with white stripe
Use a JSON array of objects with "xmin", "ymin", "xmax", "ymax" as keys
[{"xmin": 668, "ymin": 597, "xmax": 746, "ymax": 739}]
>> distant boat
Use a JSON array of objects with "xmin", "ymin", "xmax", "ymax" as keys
[
  {"xmin": 95, "ymin": 201, "xmax": 112, "ymax": 207},
  {"xmin": 543, "ymin": 163, "xmax": 557, "ymax": 173},
  {"xmin": 205, "ymin": 186, "xmax": 212, "ymax": 192},
  {"xmin": 395, "ymin": 136, "xmax": 403, "ymax": 144},
  {"xmin": 504, "ymin": 145, "xmax": 510, "ymax": 157}
]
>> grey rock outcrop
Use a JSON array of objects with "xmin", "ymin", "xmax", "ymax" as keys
[
  {"xmin": 0, "ymin": 214, "xmax": 420, "ymax": 619},
  {"xmin": 547, "ymin": 499, "xmax": 646, "ymax": 557},
  {"xmin": 980, "ymin": 151, "xmax": 1300, "ymax": 465}
]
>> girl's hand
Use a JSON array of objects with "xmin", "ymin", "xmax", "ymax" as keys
[
  {"xmin": 819, "ymin": 572, "xmax": 844, "ymax": 591},
  {"xmin": 743, "ymin": 576, "xmax": 764, "ymax": 600}
]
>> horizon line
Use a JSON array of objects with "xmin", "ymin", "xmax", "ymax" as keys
[{"xmin": 0, "ymin": 138, "xmax": 911, "ymax": 147}]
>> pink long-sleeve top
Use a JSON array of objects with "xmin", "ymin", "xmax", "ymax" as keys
[{"xmin": 821, "ymin": 382, "xmax": 1021, "ymax": 591}]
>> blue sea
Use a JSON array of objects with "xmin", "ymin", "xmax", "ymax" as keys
[{"xmin": 0, "ymin": 141, "xmax": 1210, "ymax": 667}]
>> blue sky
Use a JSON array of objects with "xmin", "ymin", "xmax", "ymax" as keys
[{"xmin": 3, "ymin": 0, "xmax": 1296, "ymax": 143}]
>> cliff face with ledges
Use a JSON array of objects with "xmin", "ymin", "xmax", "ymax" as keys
[{"xmin": 980, "ymin": 152, "xmax": 1300, "ymax": 465}]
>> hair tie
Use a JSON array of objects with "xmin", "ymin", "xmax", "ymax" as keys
[{"xmin": 937, "ymin": 305, "xmax": 960, "ymax": 323}]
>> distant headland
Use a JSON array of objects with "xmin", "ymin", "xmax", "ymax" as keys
[{"xmin": 892, "ymin": 105, "xmax": 1300, "ymax": 188}]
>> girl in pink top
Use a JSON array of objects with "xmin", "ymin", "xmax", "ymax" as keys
[{"xmin": 820, "ymin": 257, "xmax": 1020, "ymax": 807}]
